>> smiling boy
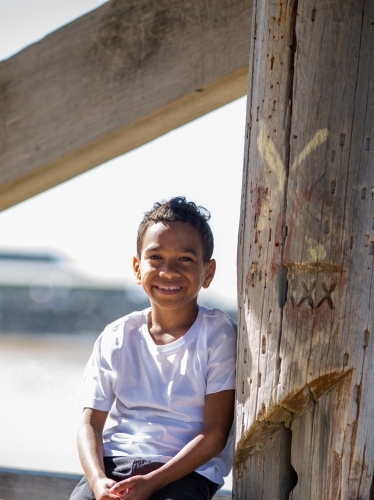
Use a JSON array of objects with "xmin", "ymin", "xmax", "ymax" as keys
[{"xmin": 70, "ymin": 197, "xmax": 237, "ymax": 500}]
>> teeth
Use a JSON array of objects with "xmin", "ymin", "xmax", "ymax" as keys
[{"xmin": 159, "ymin": 286, "xmax": 180, "ymax": 290}]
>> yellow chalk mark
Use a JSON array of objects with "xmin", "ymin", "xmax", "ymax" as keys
[
  {"xmin": 257, "ymin": 121, "xmax": 285, "ymax": 174},
  {"xmin": 257, "ymin": 121, "xmax": 286, "ymax": 193},
  {"xmin": 255, "ymin": 123, "xmax": 331, "ymax": 265},
  {"xmin": 304, "ymin": 237, "xmax": 327, "ymax": 262},
  {"xmin": 257, "ymin": 123, "xmax": 329, "ymax": 173},
  {"xmin": 292, "ymin": 128, "xmax": 328, "ymax": 170}
]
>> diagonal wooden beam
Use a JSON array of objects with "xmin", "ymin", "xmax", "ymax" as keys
[{"xmin": 0, "ymin": 0, "xmax": 251, "ymax": 211}]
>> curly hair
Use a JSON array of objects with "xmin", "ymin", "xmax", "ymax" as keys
[{"xmin": 137, "ymin": 197, "xmax": 214, "ymax": 263}]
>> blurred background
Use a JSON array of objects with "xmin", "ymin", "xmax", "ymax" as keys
[{"xmin": 0, "ymin": 0, "xmax": 247, "ymax": 490}]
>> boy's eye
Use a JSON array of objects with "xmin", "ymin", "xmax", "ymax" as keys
[
  {"xmin": 148, "ymin": 255, "xmax": 162, "ymax": 260},
  {"xmin": 180, "ymin": 256, "xmax": 193, "ymax": 261}
]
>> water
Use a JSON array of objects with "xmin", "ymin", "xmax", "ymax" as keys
[
  {"xmin": 0, "ymin": 333, "xmax": 94, "ymax": 474},
  {"xmin": 0, "ymin": 333, "xmax": 232, "ymax": 490}
]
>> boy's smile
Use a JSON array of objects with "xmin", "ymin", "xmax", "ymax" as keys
[{"xmin": 133, "ymin": 221, "xmax": 216, "ymax": 314}]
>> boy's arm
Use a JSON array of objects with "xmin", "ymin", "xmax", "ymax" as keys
[
  {"xmin": 110, "ymin": 389, "xmax": 235, "ymax": 500},
  {"xmin": 78, "ymin": 407, "xmax": 121, "ymax": 500}
]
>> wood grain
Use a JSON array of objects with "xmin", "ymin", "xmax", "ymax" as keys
[
  {"xmin": 0, "ymin": 0, "xmax": 252, "ymax": 211},
  {"xmin": 0, "ymin": 468, "xmax": 81, "ymax": 500},
  {"xmin": 236, "ymin": 0, "xmax": 374, "ymax": 498}
]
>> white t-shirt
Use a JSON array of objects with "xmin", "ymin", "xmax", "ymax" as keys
[{"xmin": 79, "ymin": 305, "xmax": 237, "ymax": 485}]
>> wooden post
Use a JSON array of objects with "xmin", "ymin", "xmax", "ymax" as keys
[{"xmin": 235, "ymin": 1, "xmax": 374, "ymax": 498}]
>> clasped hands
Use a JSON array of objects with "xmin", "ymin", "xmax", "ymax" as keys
[{"xmin": 95, "ymin": 474, "xmax": 157, "ymax": 500}]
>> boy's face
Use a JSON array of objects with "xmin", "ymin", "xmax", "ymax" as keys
[{"xmin": 133, "ymin": 221, "xmax": 216, "ymax": 313}]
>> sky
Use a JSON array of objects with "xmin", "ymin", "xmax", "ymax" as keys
[{"xmin": 0, "ymin": 0, "xmax": 248, "ymax": 308}]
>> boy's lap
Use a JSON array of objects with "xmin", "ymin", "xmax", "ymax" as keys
[
  {"xmin": 150, "ymin": 471, "xmax": 218, "ymax": 500},
  {"xmin": 70, "ymin": 457, "xmax": 218, "ymax": 500}
]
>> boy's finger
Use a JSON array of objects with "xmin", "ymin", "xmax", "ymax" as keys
[
  {"xmin": 108, "ymin": 489, "xmax": 128, "ymax": 499},
  {"xmin": 109, "ymin": 483, "xmax": 130, "ymax": 495}
]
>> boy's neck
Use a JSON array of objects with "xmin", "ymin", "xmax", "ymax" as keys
[{"xmin": 147, "ymin": 302, "xmax": 199, "ymax": 345}]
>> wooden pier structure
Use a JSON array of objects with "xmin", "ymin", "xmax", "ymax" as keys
[{"xmin": 2, "ymin": 0, "xmax": 374, "ymax": 498}]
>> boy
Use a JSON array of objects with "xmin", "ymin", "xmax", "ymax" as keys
[{"xmin": 70, "ymin": 197, "xmax": 237, "ymax": 500}]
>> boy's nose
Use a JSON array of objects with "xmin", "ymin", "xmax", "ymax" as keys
[{"xmin": 159, "ymin": 266, "xmax": 180, "ymax": 279}]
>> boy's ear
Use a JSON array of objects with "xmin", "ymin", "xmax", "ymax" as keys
[
  {"xmin": 202, "ymin": 259, "xmax": 216, "ymax": 289},
  {"xmin": 133, "ymin": 255, "xmax": 141, "ymax": 284}
]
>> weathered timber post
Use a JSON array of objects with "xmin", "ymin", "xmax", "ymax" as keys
[{"xmin": 235, "ymin": 1, "xmax": 374, "ymax": 499}]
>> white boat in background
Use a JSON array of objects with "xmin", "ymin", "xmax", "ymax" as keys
[
  {"xmin": 0, "ymin": 249, "xmax": 236, "ymax": 334},
  {"xmin": 0, "ymin": 249, "xmax": 149, "ymax": 334}
]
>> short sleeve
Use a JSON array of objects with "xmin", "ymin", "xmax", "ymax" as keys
[
  {"xmin": 78, "ymin": 328, "xmax": 119, "ymax": 411},
  {"xmin": 206, "ymin": 315, "xmax": 237, "ymax": 395}
]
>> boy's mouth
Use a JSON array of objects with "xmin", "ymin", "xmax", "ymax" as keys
[{"xmin": 154, "ymin": 285, "xmax": 183, "ymax": 293}]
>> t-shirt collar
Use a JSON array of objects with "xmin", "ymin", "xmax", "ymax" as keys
[{"xmin": 140, "ymin": 305, "xmax": 203, "ymax": 353}]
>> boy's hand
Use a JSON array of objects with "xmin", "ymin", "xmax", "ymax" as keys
[
  {"xmin": 109, "ymin": 475, "xmax": 156, "ymax": 500},
  {"xmin": 93, "ymin": 476, "xmax": 125, "ymax": 500}
]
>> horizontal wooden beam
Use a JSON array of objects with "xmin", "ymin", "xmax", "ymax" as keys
[
  {"xmin": 0, "ymin": 0, "xmax": 251, "ymax": 211},
  {"xmin": 0, "ymin": 468, "xmax": 81, "ymax": 500},
  {"xmin": 0, "ymin": 467, "xmax": 231, "ymax": 499}
]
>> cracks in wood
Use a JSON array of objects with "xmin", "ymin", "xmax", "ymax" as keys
[
  {"xmin": 235, "ymin": 420, "xmax": 285, "ymax": 469},
  {"xmin": 364, "ymin": 328, "xmax": 370, "ymax": 348},
  {"xmin": 261, "ymin": 335, "xmax": 267, "ymax": 354},
  {"xmin": 271, "ymin": 0, "xmax": 299, "ymax": 359},
  {"xmin": 351, "ymin": 380, "xmax": 363, "ymax": 463},
  {"xmin": 351, "ymin": 323, "xmax": 370, "ymax": 460},
  {"xmin": 246, "ymin": 262, "xmax": 258, "ymax": 289},
  {"xmin": 275, "ymin": 356, "xmax": 282, "ymax": 385},
  {"xmin": 357, "ymin": 443, "xmax": 369, "ymax": 498},
  {"xmin": 340, "ymin": 0, "xmax": 367, "ymax": 299},
  {"xmin": 278, "ymin": 264, "xmax": 288, "ymax": 307},
  {"xmin": 238, "ymin": 0, "xmax": 258, "ymax": 297},
  {"xmin": 343, "ymin": 352, "xmax": 350, "ymax": 367},
  {"xmin": 235, "ymin": 370, "xmax": 353, "ymax": 472}
]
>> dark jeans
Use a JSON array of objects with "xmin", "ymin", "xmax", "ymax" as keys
[{"xmin": 70, "ymin": 456, "xmax": 219, "ymax": 500}]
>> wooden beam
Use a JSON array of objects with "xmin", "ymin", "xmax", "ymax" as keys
[
  {"xmin": 0, "ymin": 468, "xmax": 231, "ymax": 499},
  {"xmin": 0, "ymin": 0, "xmax": 251, "ymax": 211},
  {"xmin": 0, "ymin": 468, "xmax": 81, "ymax": 500}
]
